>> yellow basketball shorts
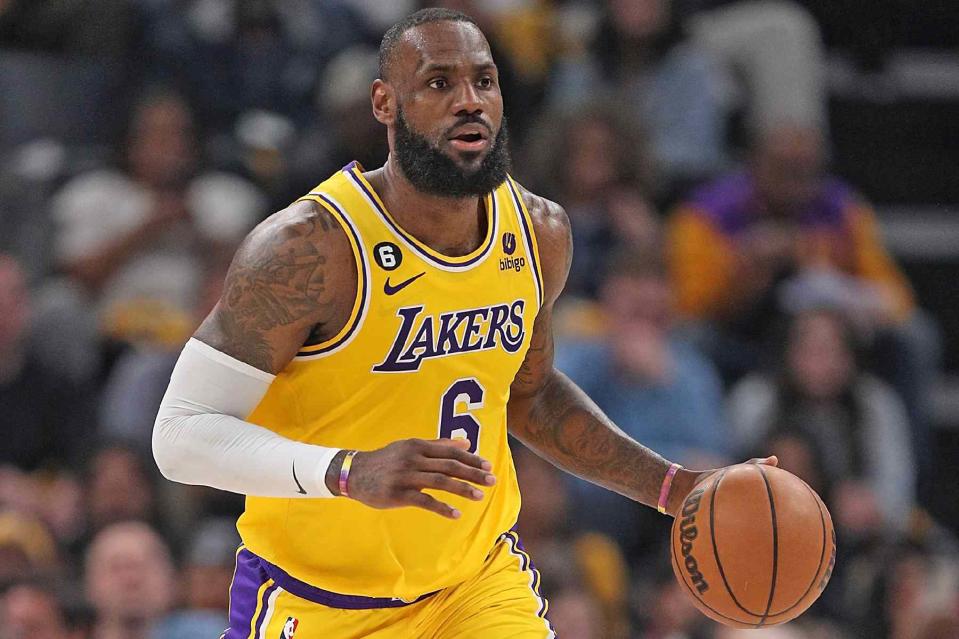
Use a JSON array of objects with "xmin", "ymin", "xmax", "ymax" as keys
[{"xmin": 222, "ymin": 530, "xmax": 555, "ymax": 638}]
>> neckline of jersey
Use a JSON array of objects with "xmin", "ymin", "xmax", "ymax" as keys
[{"xmin": 344, "ymin": 162, "xmax": 498, "ymax": 269}]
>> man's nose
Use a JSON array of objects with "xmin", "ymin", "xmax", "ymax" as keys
[{"xmin": 452, "ymin": 81, "xmax": 483, "ymax": 115}]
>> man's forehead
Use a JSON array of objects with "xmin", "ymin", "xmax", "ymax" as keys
[{"xmin": 397, "ymin": 21, "xmax": 494, "ymax": 73}]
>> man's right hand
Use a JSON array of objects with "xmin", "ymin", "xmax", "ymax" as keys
[{"xmin": 325, "ymin": 439, "xmax": 497, "ymax": 519}]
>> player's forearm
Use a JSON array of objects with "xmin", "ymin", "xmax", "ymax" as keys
[
  {"xmin": 152, "ymin": 338, "xmax": 340, "ymax": 498},
  {"xmin": 153, "ymin": 411, "xmax": 338, "ymax": 497},
  {"xmin": 508, "ymin": 369, "xmax": 697, "ymax": 514}
]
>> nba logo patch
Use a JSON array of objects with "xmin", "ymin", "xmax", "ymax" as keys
[{"xmin": 280, "ymin": 617, "xmax": 299, "ymax": 638}]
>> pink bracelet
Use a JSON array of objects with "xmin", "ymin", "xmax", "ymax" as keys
[
  {"xmin": 657, "ymin": 463, "xmax": 683, "ymax": 514},
  {"xmin": 338, "ymin": 450, "xmax": 358, "ymax": 498}
]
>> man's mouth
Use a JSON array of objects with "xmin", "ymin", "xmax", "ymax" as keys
[{"xmin": 448, "ymin": 125, "xmax": 490, "ymax": 153}]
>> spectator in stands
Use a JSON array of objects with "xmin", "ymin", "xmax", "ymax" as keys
[
  {"xmin": 84, "ymin": 444, "xmax": 159, "ymax": 538},
  {"xmin": 514, "ymin": 444, "xmax": 631, "ymax": 639},
  {"xmin": 548, "ymin": 0, "xmax": 727, "ymax": 192},
  {"xmin": 172, "ymin": 517, "xmax": 239, "ymax": 617},
  {"xmin": 97, "ymin": 260, "xmax": 230, "ymax": 454},
  {"xmin": 523, "ymin": 102, "xmax": 657, "ymax": 298},
  {"xmin": 632, "ymin": 561, "xmax": 707, "ymax": 639},
  {"xmin": 0, "ymin": 512, "xmax": 59, "ymax": 584},
  {"xmin": 0, "ymin": 579, "xmax": 84, "ymax": 639},
  {"xmin": 0, "ymin": 254, "xmax": 91, "ymax": 470},
  {"xmin": 154, "ymin": 517, "xmax": 235, "ymax": 639},
  {"xmin": 290, "ymin": 45, "xmax": 387, "ymax": 197},
  {"xmin": 669, "ymin": 125, "xmax": 913, "ymax": 370},
  {"xmin": 555, "ymin": 250, "xmax": 729, "ymax": 562},
  {"xmin": 84, "ymin": 521, "xmax": 175, "ymax": 639},
  {"xmin": 688, "ymin": 0, "xmax": 828, "ymax": 139},
  {"xmin": 667, "ymin": 124, "xmax": 939, "ymax": 477},
  {"xmin": 0, "ymin": 466, "xmax": 83, "ymax": 562},
  {"xmin": 39, "ymin": 89, "xmax": 262, "ymax": 381},
  {"xmin": 878, "ymin": 542, "xmax": 959, "ymax": 639},
  {"xmin": 728, "ymin": 308, "xmax": 915, "ymax": 532},
  {"xmin": 558, "ymin": 251, "xmax": 731, "ymax": 471},
  {"xmin": 145, "ymin": 0, "xmax": 371, "ymax": 132},
  {"xmin": 541, "ymin": 580, "xmax": 604, "ymax": 639}
]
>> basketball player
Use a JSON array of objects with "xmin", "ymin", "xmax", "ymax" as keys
[{"xmin": 153, "ymin": 8, "xmax": 774, "ymax": 638}]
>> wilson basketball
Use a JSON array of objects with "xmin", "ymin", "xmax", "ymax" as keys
[{"xmin": 670, "ymin": 464, "xmax": 836, "ymax": 628}]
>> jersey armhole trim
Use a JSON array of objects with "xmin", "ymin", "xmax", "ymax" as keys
[
  {"xmin": 505, "ymin": 176, "xmax": 544, "ymax": 308},
  {"xmin": 292, "ymin": 192, "xmax": 370, "ymax": 358}
]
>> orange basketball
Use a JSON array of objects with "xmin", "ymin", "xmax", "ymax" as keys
[{"xmin": 670, "ymin": 463, "xmax": 836, "ymax": 628}]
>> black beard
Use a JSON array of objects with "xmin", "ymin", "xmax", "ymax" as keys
[{"xmin": 393, "ymin": 106, "xmax": 510, "ymax": 198}]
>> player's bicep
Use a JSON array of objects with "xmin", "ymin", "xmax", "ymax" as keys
[{"xmin": 194, "ymin": 202, "xmax": 354, "ymax": 374}]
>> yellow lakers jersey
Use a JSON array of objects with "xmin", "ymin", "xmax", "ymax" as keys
[{"xmin": 237, "ymin": 162, "xmax": 543, "ymax": 600}]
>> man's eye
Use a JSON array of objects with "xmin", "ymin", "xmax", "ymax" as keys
[
  {"xmin": 478, "ymin": 77, "xmax": 493, "ymax": 89},
  {"xmin": 429, "ymin": 78, "xmax": 447, "ymax": 89}
]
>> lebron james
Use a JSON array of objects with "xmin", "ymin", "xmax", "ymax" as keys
[{"xmin": 153, "ymin": 8, "xmax": 773, "ymax": 638}]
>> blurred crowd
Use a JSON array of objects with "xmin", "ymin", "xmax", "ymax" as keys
[{"xmin": 1, "ymin": 1, "xmax": 958, "ymax": 638}]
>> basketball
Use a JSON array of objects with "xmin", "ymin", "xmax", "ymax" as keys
[{"xmin": 670, "ymin": 464, "xmax": 836, "ymax": 628}]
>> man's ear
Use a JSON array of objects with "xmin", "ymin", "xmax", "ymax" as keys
[{"xmin": 372, "ymin": 79, "xmax": 395, "ymax": 126}]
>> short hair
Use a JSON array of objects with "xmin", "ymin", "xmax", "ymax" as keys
[{"xmin": 378, "ymin": 8, "xmax": 479, "ymax": 79}]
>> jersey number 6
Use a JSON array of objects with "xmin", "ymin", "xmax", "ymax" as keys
[{"xmin": 438, "ymin": 378, "xmax": 484, "ymax": 454}]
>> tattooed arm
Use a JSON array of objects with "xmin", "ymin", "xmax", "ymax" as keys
[
  {"xmin": 507, "ymin": 189, "xmax": 757, "ymax": 516},
  {"xmin": 155, "ymin": 199, "xmax": 497, "ymax": 512},
  {"xmin": 194, "ymin": 200, "xmax": 357, "ymax": 373},
  {"xmin": 151, "ymin": 201, "xmax": 360, "ymax": 497}
]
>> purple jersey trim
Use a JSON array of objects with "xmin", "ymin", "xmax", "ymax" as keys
[
  {"xmin": 294, "ymin": 191, "xmax": 369, "ymax": 358},
  {"xmin": 504, "ymin": 177, "xmax": 543, "ymax": 307}
]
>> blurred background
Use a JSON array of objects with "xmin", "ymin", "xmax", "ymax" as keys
[{"xmin": 1, "ymin": 1, "xmax": 958, "ymax": 638}]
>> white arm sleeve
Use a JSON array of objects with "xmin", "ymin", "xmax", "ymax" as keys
[{"xmin": 152, "ymin": 338, "xmax": 341, "ymax": 498}]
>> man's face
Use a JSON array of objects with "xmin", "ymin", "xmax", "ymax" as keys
[
  {"xmin": 753, "ymin": 126, "xmax": 825, "ymax": 216},
  {"xmin": 128, "ymin": 96, "xmax": 196, "ymax": 188},
  {"xmin": 602, "ymin": 274, "xmax": 672, "ymax": 334},
  {"xmin": 85, "ymin": 524, "xmax": 174, "ymax": 621},
  {"xmin": 1, "ymin": 586, "xmax": 70, "ymax": 639},
  {"xmin": 384, "ymin": 20, "xmax": 510, "ymax": 197}
]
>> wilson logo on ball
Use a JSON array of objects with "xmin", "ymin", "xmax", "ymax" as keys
[{"xmin": 679, "ymin": 487, "xmax": 709, "ymax": 594}]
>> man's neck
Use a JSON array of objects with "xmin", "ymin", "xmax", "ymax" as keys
[{"xmin": 365, "ymin": 159, "xmax": 486, "ymax": 257}]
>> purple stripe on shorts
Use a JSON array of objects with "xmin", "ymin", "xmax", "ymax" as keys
[
  {"xmin": 258, "ymin": 554, "xmax": 438, "ymax": 610},
  {"xmin": 506, "ymin": 530, "xmax": 553, "ymax": 626},
  {"xmin": 252, "ymin": 583, "xmax": 280, "ymax": 637},
  {"xmin": 224, "ymin": 549, "xmax": 271, "ymax": 639}
]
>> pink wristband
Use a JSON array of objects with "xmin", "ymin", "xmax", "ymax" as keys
[
  {"xmin": 338, "ymin": 450, "xmax": 358, "ymax": 498},
  {"xmin": 657, "ymin": 463, "xmax": 683, "ymax": 514}
]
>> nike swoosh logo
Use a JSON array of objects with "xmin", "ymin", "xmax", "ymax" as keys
[
  {"xmin": 292, "ymin": 460, "xmax": 307, "ymax": 495},
  {"xmin": 384, "ymin": 272, "xmax": 426, "ymax": 295}
]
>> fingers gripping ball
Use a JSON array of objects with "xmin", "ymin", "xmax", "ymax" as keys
[{"xmin": 670, "ymin": 464, "xmax": 836, "ymax": 628}]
